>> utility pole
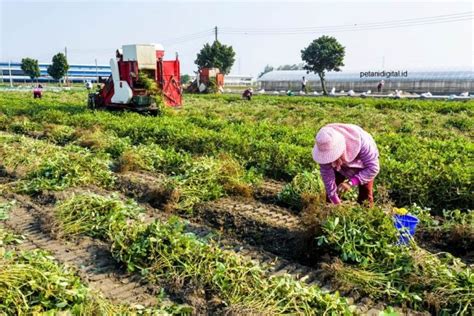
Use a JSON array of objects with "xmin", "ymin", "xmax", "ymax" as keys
[
  {"xmin": 64, "ymin": 46, "xmax": 68, "ymax": 85},
  {"xmin": 8, "ymin": 60, "xmax": 13, "ymax": 87},
  {"xmin": 95, "ymin": 58, "xmax": 98, "ymax": 83},
  {"xmin": 214, "ymin": 26, "xmax": 218, "ymax": 42}
]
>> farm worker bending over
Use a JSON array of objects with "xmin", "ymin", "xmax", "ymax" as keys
[
  {"xmin": 312, "ymin": 123, "xmax": 380, "ymax": 207},
  {"xmin": 33, "ymin": 84, "xmax": 43, "ymax": 99},
  {"xmin": 242, "ymin": 88, "xmax": 253, "ymax": 101}
]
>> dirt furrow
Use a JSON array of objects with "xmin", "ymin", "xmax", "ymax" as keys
[
  {"xmin": 117, "ymin": 172, "xmax": 315, "ymax": 263},
  {"xmin": 195, "ymin": 197, "xmax": 315, "ymax": 262},
  {"xmin": 0, "ymin": 168, "xmax": 425, "ymax": 314},
  {"xmin": 3, "ymin": 194, "xmax": 161, "ymax": 307},
  {"xmin": 2, "ymin": 189, "xmax": 339, "ymax": 313},
  {"xmin": 30, "ymin": 184, "xmax": 327, "ymax": 293},
  {"xmin": 254, "ymin": 179, "xmax": 286, "ymax": 204}
]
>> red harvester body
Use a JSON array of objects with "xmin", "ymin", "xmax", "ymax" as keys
[{"xmin": 88, "ymin": 44, "xmax": 181, "ymax": 115}]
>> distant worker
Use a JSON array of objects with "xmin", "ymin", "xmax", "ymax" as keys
[
  {"xmin": 242, "ymin": 88, "xmax": 253, "ymax": 101},
  {"xmin": 312, "ymin": 123, "xmax": 380, "ymax": 207},
  {"xmin": 377, "ymin": 80, "xmax": 385, "ymax": 93},
  {"xmin": 301, "ymin": 76, "xmax": 307, "ymax": 92},
  {"xmin": 33, "ymin": 84, "xmax": 43, "ymax": 99}
]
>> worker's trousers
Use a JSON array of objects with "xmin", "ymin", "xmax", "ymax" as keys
[{"xmin": 329, "ymin": 171, "xmax": 374, "ymax": 207}]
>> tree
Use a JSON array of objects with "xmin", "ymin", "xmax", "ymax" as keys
[
  {"xmin": 181, "ymin": 74, "xmax": 191, "ymax": 84},
  {"xmin": 258, "ymin": 65, "xmax": 274, "ymax": 78},
  {"xmin": 20, "ymin": 58, "xmax": 41, "ymax": 82},
  {"xmin": 301, "ymin": 36, "xmax": 345, "ymax": 95},
  {"xmin": 47, "ymin": 53, "xmax": 69, "ymax": 83},
  {"xmin": 195, "ymin": 40, "xmax": 236, "ymax": 75}
]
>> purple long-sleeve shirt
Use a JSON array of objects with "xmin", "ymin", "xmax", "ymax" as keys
[{"xmin": 319, "ymin": 127, "xmax": 380, "ymax": 204}]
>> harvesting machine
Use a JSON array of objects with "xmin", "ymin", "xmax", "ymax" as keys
[
  {"xmin": 88, "ymin": 44, "xmax": 181, "ymax": 115},
  {"xmin": 186, "ymin": 67, "xmax": 225, "ymax": 93}
]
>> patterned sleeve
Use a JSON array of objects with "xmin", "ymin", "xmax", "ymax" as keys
[
  {"xmin": 319, "ymin": 164, "xmax": 341, "ymax": 204},
  {"xmin": 351, "ymin": 135, "xmax": 380, "ymax": 185}
]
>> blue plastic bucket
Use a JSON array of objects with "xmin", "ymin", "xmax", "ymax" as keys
[{"xmin": 393, "ymin": 214, "xmax": 419, "ymax": 245}]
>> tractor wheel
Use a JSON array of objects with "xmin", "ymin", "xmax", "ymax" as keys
[{"xmin": 148, "ymin": 109, "xmax": 159, "ymax": 117}]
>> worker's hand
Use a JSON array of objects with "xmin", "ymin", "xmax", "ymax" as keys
[{"xmin": 337, "ymin": 181, "xmax": 352, "ymax": 194}]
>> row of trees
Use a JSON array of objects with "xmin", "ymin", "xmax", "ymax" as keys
[
  {"xmin": 20, "ymin": 42, "xmax": 231, "ymax": 85},
  {"xmin": 20, "ymin": 53, "xmax": 69, "ymax": 83},
  {"xmin": 20, "ymin": 35, "xmax": 344, "ymax": 94},
  {"xmin": 195, "ymin": 35, "xmax": 345, "ymax": 95}
]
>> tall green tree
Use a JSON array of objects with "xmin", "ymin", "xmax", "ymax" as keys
[
  {"xmin": 195, "ymin": 41, "xmax": 236, "ymax": 75},
  {"xmin": 181, "ymin": 74, "xmax": 191, "ymax": 84},
  {"xmin": 301, "ymin": 36, "xmax": 345, "ymax": 95},
  {"xmin": 47, "ymin": 53, "xmax": 69, "ymax": 83},
  {"xmin": 20, "ymin": 58, "xmax": 41, "ymax": 82}
]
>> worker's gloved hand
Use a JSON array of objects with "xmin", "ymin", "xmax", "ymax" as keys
[{"xmin": 337, "ymin": 181, "xmax": 352, "ymax": 194}]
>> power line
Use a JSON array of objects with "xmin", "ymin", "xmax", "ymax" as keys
[
  {"xmin": 166, "ymin": 33, "xmax": 213, "ymax": 45},
  {"xmin": 19, "ymin": 11, "xmax": 471, "ymax": 63},
  {"xmin": 221, "ymin": 17, "xmax": 473, "ymax": 35},
  {"xmin": 65, "ymin": 30, "xmax": 214, "ymax": 52},
  {"xmin": 221, "ymin": 11, "xmax": 472, "ymax": 33},
  {"xmin": 220, "ymin": 11, "xmax": 473, "ymax": 35},
  {"xmin": 162, "ymin": 29, "xmax": 214, "ymax": 45},
  {"xmin": 221, "ymin": 18, "xmax": 473, "ymax": 36},
  {"xmin": 59, "ymin": 11, "xmax": 473, "ymax": 56}
]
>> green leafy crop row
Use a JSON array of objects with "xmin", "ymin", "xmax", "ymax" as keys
[
  {"xmin": 53, "ymin": 193, "xmax": 351, "ymax": 315},
  {"xmin": 316, "ymin": 204, "xmax": 473, "ymax": 314},
  {"xmin": 0, "ymin": 200, "xmax": 184, "ymax": 315},
  {"xmin": 0, "ymin": 132, "xmax": 256, "ymax": 212},
  {"xmin": 0, "ymin": 91, "xmax": 472, "ymax": 211},
  {"xmin": 1, "ymin": 249, "xmax": 124, "ymax": 315},
  {"xmin": 0, "ymin": 134, "xmax": 114, "ymax": 193}
]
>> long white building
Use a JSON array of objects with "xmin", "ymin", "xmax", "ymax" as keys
[
  {"xmin": 258, "ymin": 68, "xmax": 473, "ymax": 94},
  {"xmin": 188, "ymin": 74, "xmax": 255, "ymax": 86},
  {"xmin": 0, "ymin": 61, "xmax": 111, "ymax": 83}
]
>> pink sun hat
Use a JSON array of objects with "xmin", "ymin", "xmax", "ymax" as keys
[{"xmin": 312, "ymin": 123, "xmax": 362, "ymax": 164}]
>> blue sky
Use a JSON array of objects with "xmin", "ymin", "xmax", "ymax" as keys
[{"xmin": 1, "ymin": 0, "xmax": 472, "ymax": 75}]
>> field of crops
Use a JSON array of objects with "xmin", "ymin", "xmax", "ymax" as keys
[{"xmin": 0, "ymin": 90, "xmax": 472, "ymax": 315}]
